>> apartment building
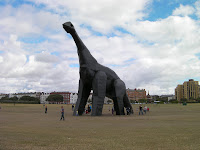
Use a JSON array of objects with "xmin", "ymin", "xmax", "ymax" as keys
[{"xmin": 175, "ymin": 79, "xmax": 200, "ymax": 101}]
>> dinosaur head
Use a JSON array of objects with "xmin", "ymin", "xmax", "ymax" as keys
[{"xmin": 63, "ymin": 22, "xmax": 75, "ymax": 33}]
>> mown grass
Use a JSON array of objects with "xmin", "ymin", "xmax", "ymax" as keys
[{"xmin": 0, "ymin": 103, "xmax": 200, "ymax": 150}]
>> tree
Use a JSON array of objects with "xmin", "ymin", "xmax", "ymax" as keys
[
  {"xmin": 138, "ymin": 99, "xmax": 147, "ymax": 103},
  {"xmin": 9, "ymin": 96, "xmax": 18, "ymax": 101},
  {"xmin": 1, "ymin": 95, "xmax": 9, "ymax": 100},
  {"xmin": 19, "ymin": 96, "xmax": 40, "ymax": 103},
  {"xmin": 189, "ymin": 97, "xmax": 195, "ymax": 100},
  {"xmin": 46, "ymin": 94, "xmax": 63, "ymax": 102},
  {"xmin": 180, "ymin": 98, "xmax": 187, "ymax": 103},
  {"xmin": 158, "ymin": 97, "xmax": 168, "ymax": 103},
  {"xmin": 196, "ymin": 97, "xmax": 200, "ymax": 103},
  {"xmin": 170, "ymin": 99, "xmax": 178, "ymax": 103}
]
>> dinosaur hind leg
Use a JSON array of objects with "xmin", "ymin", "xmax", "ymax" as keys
[{"xmin": 114, "ymin": 79, "xmax": 125, "ymax": 115}]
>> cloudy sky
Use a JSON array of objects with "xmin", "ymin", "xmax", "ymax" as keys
[{"xmin": 0, "ymin": 0, "xmax": 200, "ymax": 95}]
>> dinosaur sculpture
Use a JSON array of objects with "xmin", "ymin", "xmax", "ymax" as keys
[{"xmin": 63, "ymin": 22, "xmax": 133, "ymax": 116}]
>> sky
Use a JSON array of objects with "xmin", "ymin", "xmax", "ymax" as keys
[{"xmin": 0, "ymin": 0, "xmax": 200, "ymax": 95}]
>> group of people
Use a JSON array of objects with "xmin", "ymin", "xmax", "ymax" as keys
[
  {"xmin": 71, "ymin": 104, "xmax": 92, "ymax": 116},
  {"xmin": 85, "ymin": 105, "xmax": 92, "ymax": 114},
  {"xmin": 43, "ymin": 104, "xmax": 149, "ymax": 118},
  {"xmin": 139, "ymin": 105, "xmax": 149, "ymax": 115}
]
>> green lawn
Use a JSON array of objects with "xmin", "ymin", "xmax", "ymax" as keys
[{"xmin": 0, "ymin": 103, "xmax": 200, "ymax": 150}]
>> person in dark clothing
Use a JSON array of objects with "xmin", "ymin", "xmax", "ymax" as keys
[
  {"xmin": 60, "ymin": 106, "xmax": 65, "ymax": 121},
  {"xmin": 126, "ymin": 107, "xmax": 130, "ymax": 115},
  {"xmin": 112, "ymin": 106, "xmax": 115, "ymax": 115},
  {"xmin": 139, "ymin": 105, "xmax": 143, "ymax": 115},
  {"xmin": 45, "ymin": 105, "xmax": 47, "ymax": 114},
  {"xmin": 87, "ymin": 105, "xmax": 91, "ymax": 113}
]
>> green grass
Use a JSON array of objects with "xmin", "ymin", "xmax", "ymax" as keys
[{"xmin": 0, "ymin": 103, "xmax": 200, "ymax": 150}]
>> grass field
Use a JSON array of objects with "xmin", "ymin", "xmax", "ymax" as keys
[{"xmin": 0, "ymin": 103, "xmax": 200, "ymax": 150}]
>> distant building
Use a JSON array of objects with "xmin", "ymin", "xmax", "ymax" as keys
[
  {"xmin": 151, "ymin": 95, "xmax": 159, "ymax": 101},
  {"xmin": 160, "ymin": 94, "xmax": 175, "ymax": 102},
  {"xmin": 40, "ymin": 92, "xmax": 50, "ymax": 104},
  {"xmin": 199, "ymin": 85, "xmax": 200, "ymax": 98},
  {"xmin": 146, "ymin": 91, "xmax": 152, "ymax": 103},
  {"xmin": 86, "ymin": 93, "xmax": 113, "ymax": 104},
  {"xmin": 9, "ymin": 92, "xmax": 41, "ymax": 100},
  {"xmin": 126, "ymin": 88, "xmax": 147, "ymax": 102},
  {"xmin": 50, "ymin": 92, "xmax": 71, "ymax": 104},
  {"xmin": 175, "ymin": 84, "xmax": 183, "ymax": 101},
  {"xmin": 0, "ymin": 93, "xmax": 8, "ymax": 99},
  {"xmin": 175, "ymin": 79, "xmax": 200, "ymax": 101},
  {"xmin": 70, "ymin": 93, "xmax": 78, "ymax": 104},
  {"xmin": 104, "ymin": 97, "xmax": 113, "ymax": 104},
  {"xmin": 168, "ymin": 95, "xmax": 176, "ymax": 101}
]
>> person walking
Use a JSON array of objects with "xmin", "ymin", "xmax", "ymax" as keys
[
  {"xmin": 60, "ymin": 106, "xmax": 65, "ymax": 121},
  {"xmin": 143, "ymin": 106, "xmax": 147, "ymax": 114},
  {"xmin": 45, "ymin": 105, "xmax": 47, "ymax": 114},
  {"xmin": 112, "ymin": 106, "xmax": 115, "ymax": 115},
  {"xmin": 139, "ymin": 105, "xmax": 143, "ymax": 115}
]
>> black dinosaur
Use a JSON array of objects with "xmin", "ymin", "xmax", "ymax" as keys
[{"xmin": 63, "ymin": 22, "xmax": 133, "ymax": 116}]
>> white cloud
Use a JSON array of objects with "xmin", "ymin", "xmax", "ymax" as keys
[
  {"xmin": 172, "ymin": 4, "xmax": 195, "ymax": 16},
  {"xmin": 27, "ymin": 0, "xmax": 151, "ymax": 33},
  {"xmin": 35, "ymin": 51, "xmax": 59, "ymax": 63},
  {"xmin": 0, "ymin": 1, "xmax": 200, "ymax": 96},
  {"xmin": 195, "ymin": 0, "xmax": 200, "ymax": 18}
]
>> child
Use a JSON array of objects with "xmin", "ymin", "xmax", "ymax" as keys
[{"xmin": 60, "ymin": 106, "xmax": 65, "ymax": 121}]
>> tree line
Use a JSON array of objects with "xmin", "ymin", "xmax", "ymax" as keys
[
  {"xmin": 0, "ymin": 95, "xmax": 40, "ymax": 104},
  {"xmin": 0, "ymin": 94, "xmax": 63, "ymax": 104}
]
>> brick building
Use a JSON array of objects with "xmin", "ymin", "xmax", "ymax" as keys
[
  {"xmin": 50, "ymin": 92, "xmax": 71, "ymax": 104},
  {"xmin": 126, "ymin": 88, "xmax": 147, "ymax": 102}
]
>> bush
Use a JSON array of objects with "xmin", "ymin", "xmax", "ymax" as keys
[
  {"xmin": 19, "ymin": 96, "xmax": 40, "ymax": 104},
  {"xmin": 170, "ymin": 99, "xmax": 179, "ymax": 104},
  {"xmin": 1, "ymin": 96, "xmax": 9, "ymax": 100},
  {"xmin": 138, "ymin": 99, "xmax": 147, "ymax": 103},
  {"xmin": 180, "ymin": 98, "xmax": 187, "ymax": 103},
  {"xmin": 9, "ymin": 96, "xmax": 18, "ymax": 101},
  {"xmin": 46, "ymin": 94, "xmax": 63, "ymax": 102}
]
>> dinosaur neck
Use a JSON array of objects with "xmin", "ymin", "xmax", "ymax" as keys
[
  {"xmin": 70, "ymin": 30, "xmax": 98, "ymax": 69},
  {"xmin": 71, "ymin": 31, "xmax": 87, "ymax": 50}
]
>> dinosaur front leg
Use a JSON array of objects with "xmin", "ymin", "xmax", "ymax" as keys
[
  {"xmin": 73, "ymin": 79, "xmax": 91, "ymax": 116},
  {"xmin": 91, "ymin": 71, "xmax": 107, "ymax": 116}
]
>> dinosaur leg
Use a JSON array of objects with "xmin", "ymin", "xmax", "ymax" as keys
[
  {"xmin": 91, "ymin": 71, "xmax": 107, "ymax": 116},
  {"xmin": 73, "ymin": 79, "xmax": 91, "ymax": 116},
  {"xmin": 114, "ymin": 79, "xmax": 125, "ymax": 115}
]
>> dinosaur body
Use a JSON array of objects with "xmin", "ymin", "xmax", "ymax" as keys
[{"xmin": 63, "ymin": 22, "xmax": 133, "ymax": 116}]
